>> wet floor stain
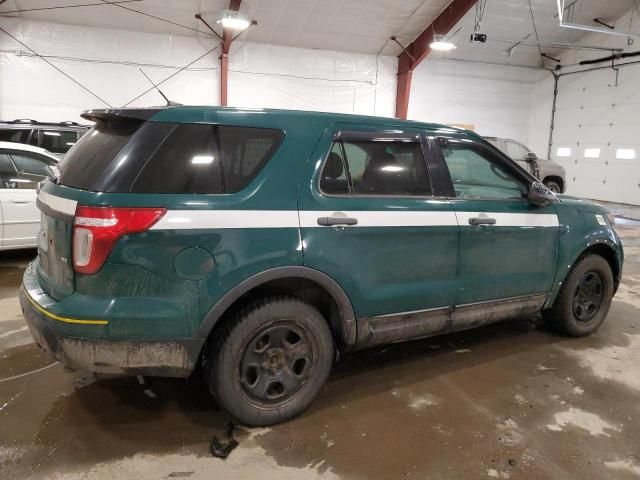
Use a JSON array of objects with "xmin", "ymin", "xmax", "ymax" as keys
[
  {"xmin": 1, "ymin": 227, "xmax": 639, "ymax": 479},
  {"xmin": 3, "ymin": 313, "xmax": 640, "ymax": 480}
]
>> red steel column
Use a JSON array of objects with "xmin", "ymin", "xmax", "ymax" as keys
[
  {"xmin": 220, "ymin": 52, "xmax": 229, "ymax": 106},
  {"xmin": 220, "ymin": 0, "xmax": 241, "ymax": 106},
  {"xmin": 395, "ymin": 63, "xmax": 413, "ymax": 120},
  {"xmin": 395, "ymin": 0, "xmax": 477, "ymax": 119}
]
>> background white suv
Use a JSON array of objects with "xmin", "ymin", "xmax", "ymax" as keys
[
  {"xmin": 0, "ymin": 119, "xmax": 89, "ymax": 157},
  {"xmin": 0, "ymin": 141, "xmax": 58, "ymax": 250}
]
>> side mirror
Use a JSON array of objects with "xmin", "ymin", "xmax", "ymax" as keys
[
  {"xmin": 525, "ymin": 152, "xmax": 537, "ymax": 161},
  {"xmin": 528, "ymin": 181, "xmax": 557, "ymax": 206}
]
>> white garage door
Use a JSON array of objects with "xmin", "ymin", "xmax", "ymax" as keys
[{"xmin": 551, "ymin": 63, "xmax": 640, "ymax": 205}]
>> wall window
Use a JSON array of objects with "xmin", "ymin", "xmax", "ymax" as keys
[
  {"xmin": 556, "ymin": 147, "xmax": 571, "ymax": 157},
  {"xmin": 441, "ymin": 143, "xmax": 525, "ymax": 200},
  {"xmin": 320, "ymin": 138, "xmax": 431, "ymax": 196},
  {"xmin": 583, "ymin": 148, "xmax": 601, "ymax": 158},
  {"xmin": 616, "ymin": 148, "xmax": 636, "ymax": 160}
]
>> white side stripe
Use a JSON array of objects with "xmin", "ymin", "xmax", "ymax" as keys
[
  {"xmin": 151, "ymin": 210, "xmax": 300, "ymax": 230},
  {"xmin": 455, "ymin": 212, "xmax": 559, "ymax": 227},
  {"xmin": 298, "ymin": 210, "xmax": 458, "ymax": 228},
  {"xmin": 37, "ymin": 191, "xmax": 77, "ymax": 216},
  {"xmin": 151, "ymin": 210, "xmax": 559, "ymax": 230}
]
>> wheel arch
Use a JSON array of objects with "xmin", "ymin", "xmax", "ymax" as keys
[
  {"xmin": 579, "ymin": 242, "xmax": 622, "ymax": 291},
  {"xmin": 556, "ymin": 240, "xmax": 621, "ymax": 297},
  {"xmin": 197, "ymin": 266, "xmax": 357, "ymax": 350}
]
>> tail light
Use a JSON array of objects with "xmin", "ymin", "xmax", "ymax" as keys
[{"xmin": 73, "ymin": 206, "xmax": 166, "ymax": 275}]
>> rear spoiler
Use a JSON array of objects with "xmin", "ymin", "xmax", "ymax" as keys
[{"xmin": 81, "ymin": 107, "xmax": 172, "ymax": 123}]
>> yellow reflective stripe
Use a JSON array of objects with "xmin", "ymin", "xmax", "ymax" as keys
[{"xmin": 24, "ymin": 289, "xmax": 108, "ymax": 325}]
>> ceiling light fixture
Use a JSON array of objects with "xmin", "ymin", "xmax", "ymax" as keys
[
  {"xmin": 217, "ymin": 10, "xmax": 251, "ymax": 30},
  {"xmin": 430, "ymin": 40, "xmax": 457, "ymax": 51},
  {"xmin": 192, "ymin": 155, "xmax": 214, "ymax": 165},
  {"xmin": 430, "ymin": 34, "xmax": 456, "ymax": 52}
]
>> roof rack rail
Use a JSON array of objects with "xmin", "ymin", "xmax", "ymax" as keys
[
  {"xmin": 59, "ymin": 121, "xmax": 80, "ymax": 126},
  {"xmin": 9, "ymin": 119, "xmax": 37, "ymax": 124}
]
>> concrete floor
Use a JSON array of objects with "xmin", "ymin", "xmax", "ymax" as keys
[{"xmin": 1, "ymin": 210, "xmax": 640, "ymax": 479}]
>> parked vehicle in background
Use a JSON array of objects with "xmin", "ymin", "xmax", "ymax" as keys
[
  {"xmin": 0, "ymin": 119, "xmax": 90, "ymax": 156},
  {"xmin": 21, "ymin": 107, "xmax": 621, "ymax": 427},
  {"xmin": 0, "ymin": 142, "xmax": 58, "ymax": 249},
  {"xmin": 485, "ymin": 137, "xmax": 566, "ymax": 193}
]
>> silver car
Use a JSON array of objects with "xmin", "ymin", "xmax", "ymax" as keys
[{"xmin": 486, "ymin": 137, "xmax": 566, "ymax": 193}]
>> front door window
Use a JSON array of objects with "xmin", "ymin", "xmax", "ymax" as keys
[{"xmin": 440, "ymin": 143, "xmax": 525, "ymax": 200}]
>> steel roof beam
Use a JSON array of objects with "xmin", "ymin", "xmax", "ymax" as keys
[{"xmin": 395, "ymin": 0, "xmax": 477, "ymax": 119}]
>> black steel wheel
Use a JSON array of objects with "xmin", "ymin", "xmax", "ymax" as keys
[
  {"xmin": 543, "ymin": 253, "xmax": 614, "ymax": 336},
  {"xmin": 572, "ymin": 271, "xmax": 604, "ymax": 322},
  {"xmin": 206, "ymin": 297, "xmax": 334, "ymax": 426},
  {"xmin": 238, "ymin": 322, "xmax": 313, "ymax": 406}
]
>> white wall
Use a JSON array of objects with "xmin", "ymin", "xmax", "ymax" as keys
[
  {"xmin": 407, "ymin": 58, "xmax": 547, "ymax": 148},
  {"xmin": 0, "ymin": 18, "xmax": 396, "ymax": 123},
  {"xmin": 527, "ymin": 73, "xmax": 554, "ymax": 158},
  {"xmin": 5, "ymin": 16, "xmax": 638, "ymax": 205},
  {"xmin": 538, "ymin": 9, "xmax": 640, "ymax": 205},
  {"xmin": 229, "ymin": 43, "xmax": 396, "ymax": 116}
]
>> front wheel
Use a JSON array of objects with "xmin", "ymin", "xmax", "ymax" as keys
[
  {"xmin": 206, "ymin": 297, "xmax": 334, "ymax": 426},
  {"xmin": 544, "ymin": 179, "xmax": 561, "ymax": 193},
  {"xmin": 543, "ymin": 254, "xmax": 614, "ymax": 336}
]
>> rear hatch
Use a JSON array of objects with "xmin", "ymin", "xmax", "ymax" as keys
[{"xmin": 35, "ymin": 109, "xmax": 159, "ymax": 300}]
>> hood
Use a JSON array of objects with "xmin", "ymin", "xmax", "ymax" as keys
[
  {"xmin": 556, "ymin": 194, "xmax": 609, "ymax": 213},
  {"xmin": 536, "ymin": 157, "xmax": 566, "ymax": 175}
]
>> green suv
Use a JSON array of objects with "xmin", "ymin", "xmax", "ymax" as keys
[{"xmin": 20, "ymin": 107, "xmax": 623, "ymax": 426}]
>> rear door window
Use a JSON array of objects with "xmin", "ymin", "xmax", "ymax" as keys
[
  {"xmin": 131, "ymin": 124, "xmax": 283, "ymax": 194},
  {"xmin": 320, "ymin": 138, "xmax": 431, "ymax": 196},
  {"xmin": 0, "ymin": 128, "xmax": 30, "ymax": 143},
  {"xmin": 9, "ymin": 152, "xmax": 54, "ymax": 189},
  {"xmin": 58, "ymin": 120, "xmax": 144, "ymax": 190},
  {"xmin": 11, "ymin": 152, "xmax": 55, "ymax": 176},
  {"xmin": 0, "ymin": 153, "xmax": 18, "ymax": 188},
  {"xmin": 319, "ymin": 142, "xmax": 350, "ymax": 195},
  {"xmin": 37, "ymin": 129, "xmax": 80, "ymax": 154}
]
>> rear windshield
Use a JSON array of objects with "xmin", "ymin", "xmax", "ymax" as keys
[
  {"xmin": 131, "ymin": 124, "xmax": 283, "ymax": 194},
  {"xmin": 58, "ymin": 120, "xmax": 142, "ymax": 189}
]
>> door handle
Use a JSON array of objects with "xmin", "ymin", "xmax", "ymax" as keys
[
  {"xmin": 468, "ymin": 216, "xmax": 496, "ymax": 226},
  {"xmin": 317, "ymin": 216, "xmax": 358, "ymax": 227},
  {"xmin": 9, "ymin": 199, "xmax": 30, "ymax": 204}
]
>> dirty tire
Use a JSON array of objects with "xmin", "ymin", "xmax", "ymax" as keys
[
  {"xmin": 543, "ymin": 254, "xmax": 614, "ymax": 337},
  {"xmin": 544, "ymin": 180, "xmax": 561, "ymax": 193},
  {"xmin": 206, "ymin": 297, "xmax": 334, "ymax": 426}
]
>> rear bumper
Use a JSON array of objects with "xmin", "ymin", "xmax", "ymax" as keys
[{"xmin": 20, "ymin": 263, "xmax": 204, "ymax": 377}]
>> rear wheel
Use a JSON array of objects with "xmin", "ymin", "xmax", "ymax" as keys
[
  {"xmin": 206, "ymin": 297, "xmax": 334, "ymax": 426},
  {"xmin": 543, "ymin": 254, "xmax": 614, "ymax": 336}
]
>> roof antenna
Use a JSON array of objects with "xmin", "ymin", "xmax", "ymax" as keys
[{"xmin": 139, "ymin": 68, "xmax": 181, "ymax": 106}]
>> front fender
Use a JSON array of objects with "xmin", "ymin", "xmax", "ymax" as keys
[{"xmin": 545, "ymin": 206, "xmax": 623, "ymax": 308}]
